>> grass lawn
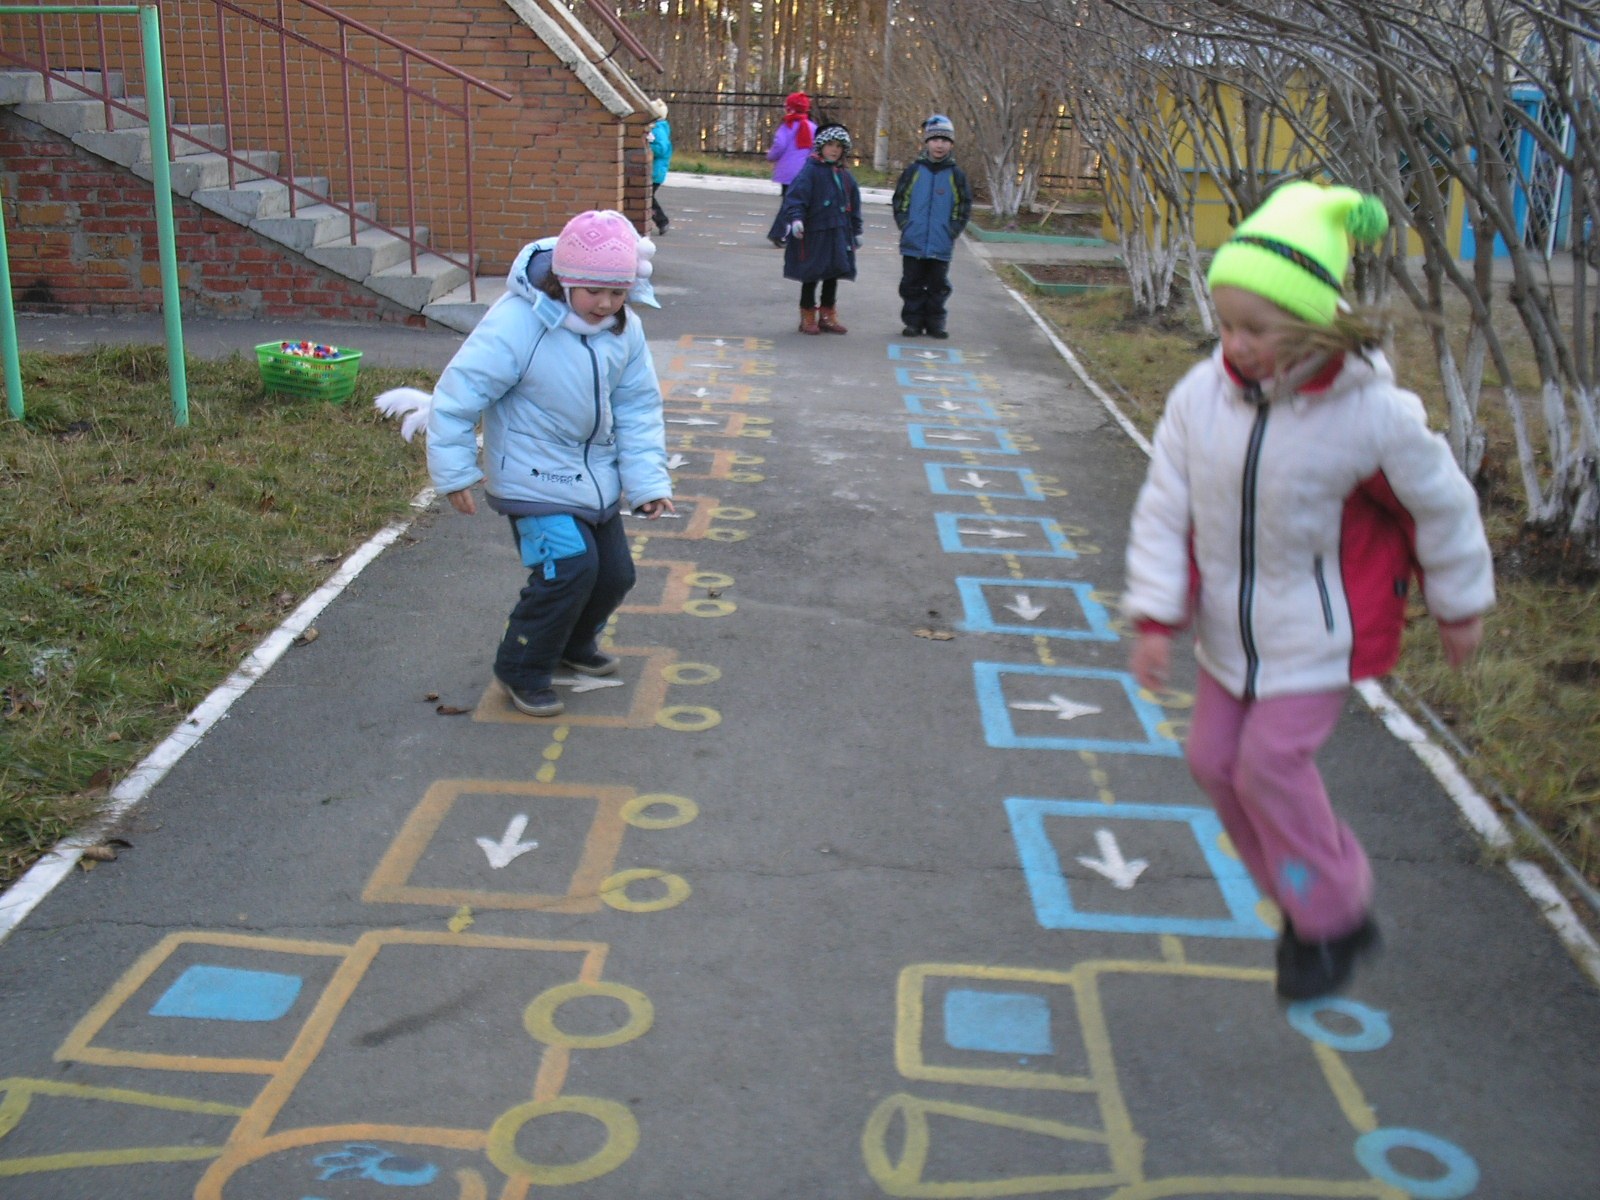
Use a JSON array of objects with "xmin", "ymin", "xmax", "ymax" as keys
[
  {"xmin": 0, "ymin": 346, "xmax": 433, "ymax": 886},
  {"xmin": 1002, "ymin": 266, "xmax": 1600, "ymax": 893}
]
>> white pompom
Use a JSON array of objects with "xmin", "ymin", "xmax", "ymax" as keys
[{"xmin": 635, "ymin": 259, "xmax": 654, "ymax": 281}]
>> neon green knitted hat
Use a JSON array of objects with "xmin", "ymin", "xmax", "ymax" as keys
[{"xmin": 1207, "ymin": 181, "xmax": 1389, "ymax": 325}]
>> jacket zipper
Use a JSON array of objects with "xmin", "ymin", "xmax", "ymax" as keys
[
  {"xmin": 1238, "ymin": 394, "xmax": 1269, "ymax": 698},
  {"xmin": 1313, "ymin": 554, "xmax": 1335, "ymax": 632},
  {"xmin": 582, "ymin": 336, "xmax": 603, "ymax": 511}
]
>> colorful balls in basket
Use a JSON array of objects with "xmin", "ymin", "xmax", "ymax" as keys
[{"xmin": 255, "ymin": 340, "xmax": 363, "ymax": 403}]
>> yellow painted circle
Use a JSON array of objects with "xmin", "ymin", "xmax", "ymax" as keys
[
  {"xmin": 706, "ymin": 528, "xmax": 749, "ymax": 542},
  {"xmin": 1038, "ymin": 486, "xmax": 1068, "ymax": 498},
  {"xmin": 709, "ymin": 506, "xmax": 755, "ymax": 521},
  {"xmin": 487, "ymin": 1095, "xmax": 639, "ymax": 1185},
  {"xmin": 600, "ymin": 868, "xmax": 691, "ymax": 912},
  {"xmin": 743, "ymin": 415, "xmax": 773, "ymax": 425},
  {"xmin": 731, "ymin": 454, "xmax": 765, "ymax": 465},
  {"xmin": 683, "ymin": 599, "xmax": 737, "ymax": 617},
  {"xmin": 621, "ymin": 793, "xmax": 699, "ymax": 829},
  {"xmin": 729, "ymin": 472, "xmax": 765, "ymax": 483},
  {"xmin": 662, "ymin": 662, "xmax": 721, "ymax": 686},
  {"xmin": 684, "ymin": 572, "xmax": 734, "ymax": 588},
  {"xmin": 656, "ymin": 705, "xmax": 721, "ymax": 731},
  {"xmin": 522, "ymin": 980, "xmax": 654, "ymax": 1049},
  {"xmin": 1155, "ymin": 719, "xmax": 1189, "ymax": 743},
  {"xmin": 1058, "ymin": 522, "xmax": 1092, "ymax": 537}
]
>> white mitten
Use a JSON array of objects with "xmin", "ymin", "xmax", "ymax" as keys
[
  {"xmin": 374, "ymin": 386, "xmax": 433, "ymax": 443},
  {"xmin": 788, "ymin": 220, "xmax": 804, "ymax": 239}
]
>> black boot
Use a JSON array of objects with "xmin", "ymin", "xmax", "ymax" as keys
[{"xmin": 1276, "ymin": 916, "xmax": 1382, "ymax": 1001}]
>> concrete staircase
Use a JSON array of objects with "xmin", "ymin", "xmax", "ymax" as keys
[{"xmin": 0, "ymin": 69, "xmax": 496, "ymax": 331}]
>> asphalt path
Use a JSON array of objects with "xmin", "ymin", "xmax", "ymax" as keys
[{"xmin": 0, "ymin": 182, "xmax": 1596, "ymax": 1199}]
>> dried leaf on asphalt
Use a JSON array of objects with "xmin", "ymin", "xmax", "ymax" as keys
[
  {"xmin": 85, "ymin": 766, "xmax": 114, "ymax": 792},
  {"xmin": 913, "ymin": 627, "xmax": 956, "ymax": 641},
  {"xmin": 80, "ymin": 844, "xmax": 119, "ymax": 862},
  {"xmin": 424, "ymin": 692, "xmax": 440, "ymax": 702},
  {"xmin": 435, "ymin": 704, "xmax": 471, "ymax": 716},
  {"xmin": 294, "ymin": 627, "xmax": 319, "ymax": 646}
]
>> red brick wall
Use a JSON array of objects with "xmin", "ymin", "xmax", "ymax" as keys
[{"xmin": 0, "ymin": 114, "xmax": 426, "ymax": 323}]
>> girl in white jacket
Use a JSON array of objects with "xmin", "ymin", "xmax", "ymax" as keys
[{"xmin": 1123, "ymin": 181, "xmax": 1494, "ymax": 1002}]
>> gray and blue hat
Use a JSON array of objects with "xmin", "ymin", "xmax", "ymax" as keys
[{"xmin": 923, "ymin": 114, "xmax": 955, "ymax": 142}]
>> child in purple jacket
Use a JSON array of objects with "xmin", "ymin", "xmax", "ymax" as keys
[{"xmin": 765, "ymin": 91, "xmax": 816, "ymax": 245}]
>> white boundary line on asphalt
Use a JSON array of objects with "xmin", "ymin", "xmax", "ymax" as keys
[
  {"xmin": 999, "ymin": 276, "xmax": 1600, "ymax": 990},
  {"xmin": 0, "ymin": 488, "xmax": 437, "ymax": 946}
]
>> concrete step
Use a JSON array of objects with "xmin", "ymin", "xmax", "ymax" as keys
[
  {"xmin": 134, "ymin": 149, "xmax": 279, "ymax": 196},
  {"xmin": 251, "ymin": 201, "xmax": 379, "ymax": 252},
  {"xmin": 306, "ymin": 225, "xmax": 432, "ymax": 281},
  {"xmin": 191, "ymin": 176, "xmax": 331, "ymax": 222},
  {"xmin": 366, "ymin": 252, "xmax": 470, "ymax": 309},
  {"xmin": 0, "ymin": 70, "xmax": 46, "ymax": 106},
  {"xmin": 69, "ymin": 119, "xmax": 228, "ymax": 169},
  {"xmin": 423, "ymin": 275, "xmax": 504, "ymax": 333},
  {"xmin": 12, "ymin": 93, "xmax": 147, "ymax": 136}
]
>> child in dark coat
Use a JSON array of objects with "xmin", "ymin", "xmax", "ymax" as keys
[{"xmin": 780, "ymin": 123, "xmax": 863, "ymax": 335}]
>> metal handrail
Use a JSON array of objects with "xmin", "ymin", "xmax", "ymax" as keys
[{"xmin": 0, "ymin": 0, "xmax": 516, "ymax": 302}]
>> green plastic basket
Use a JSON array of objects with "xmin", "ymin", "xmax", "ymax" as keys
[{"xmin": 255, "ymin": 341, "xmax": 363, "ymax": 403}]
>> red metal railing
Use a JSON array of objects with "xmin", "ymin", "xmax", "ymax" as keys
[{"xmin": 1, "ymin": 0, "xmax": 513, "ymax": 301}]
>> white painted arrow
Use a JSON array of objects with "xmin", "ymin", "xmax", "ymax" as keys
[
  {"xmin": 688, "ymin": 387, "xmax": 710, "ymax": 397},
  {"xmin": 911, "ymin": 351, "xmax": 945, "ymax": 360},
  {"xmin": 910, "ymin": 372, "xmax": 964, "ymax": 382},
  {"xmin": 1004, "ymin": 593, "xmax": 1047, "ymax": 620},
  {"xmin": 925, "ymin": 431, "xmax": 982, "ymax": 442},
  {"xmin": 667, "ymin": 416, "xmax": 718, "ymax": 426},
  {"xmin": 1008, "ymin": 694, "xmax": 1102, "ymax": 720},
  {"xmin": 552, "ymin": 674, "xmax": 628, "ymax": 693},
  {"xmin": 958, "ymin": 526, "xmax": 1028, "ymax": 540},
  {"xmin": 1076, "ymin": 829, "xmax": 1148, "ymax": 890},
  {"xmin": 956, "ymin": 471, "xmax": 992, "ymax": 489},
  {"xmin": 477, "ymin": 814, "xmax": 539, "ymax": 869},
  {"xmin": 666, "ymin": 453, "xmax": 690, "ymax": 469},
  {"xmin": 935, "ymin": 400, "xmax": 966, "ymax": 411}
]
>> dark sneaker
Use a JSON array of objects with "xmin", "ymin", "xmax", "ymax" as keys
[
  {"xmin": 926, "ymin": 327, "xmax": 949, "ymax": 340},
  {"xmin": 502, "ymin": 682, "xmax": 563, "ymax": 718},
  {"xmin": 901, "ymin": 326, "xmax": 924, "ymax": 337},
  {"xmin": 1276, "ymin": 916, "xmax": 1381, "ymax": 1002},
  {"xmin": 560, "ymin": 649, "xmax": 619, "ymax": 677}
]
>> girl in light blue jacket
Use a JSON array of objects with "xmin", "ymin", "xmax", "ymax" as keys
[{"xmin": 427, "ymin": 210, "xmax": 674, "ymax": 718}]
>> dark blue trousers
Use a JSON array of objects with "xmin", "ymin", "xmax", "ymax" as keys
[
  {"xmin": 899, "ymin": 256, "xmax": 952, "ymax": 331},
  {"xmin": 494, "ymin": 512, "xmax": 635, "ymax": 690}
]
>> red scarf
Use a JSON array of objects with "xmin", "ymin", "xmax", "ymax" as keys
[{"xmin": 783, "ymin": 110, "xmax": 813, "ymax": 150}]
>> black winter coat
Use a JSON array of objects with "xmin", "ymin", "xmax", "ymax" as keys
[{"xmin": 780, "ymin": 155, "xmax": 863, "ymax": 283}]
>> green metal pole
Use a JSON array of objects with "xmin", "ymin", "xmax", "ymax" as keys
[
  {"xmin": 139, "ymin": 3, "xmax": 188, "ymax": 427},
  {"xmin": 0, "ymin": 179, "xmax": 22, "ymax": 419}
]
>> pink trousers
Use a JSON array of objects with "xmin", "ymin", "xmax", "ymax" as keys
[{"xmin": 1185, "ymin": 670, "xmax": 1372, "ymax": 940}]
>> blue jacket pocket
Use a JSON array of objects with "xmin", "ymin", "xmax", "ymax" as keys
[{"xmin": 515, "ymin": 514, "xmax": 587, "ymax": 576}]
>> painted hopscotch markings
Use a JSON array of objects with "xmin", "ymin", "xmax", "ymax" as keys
[
  {"xmin": 935, "ymin": 513, "xmax": 1077, "ymax": 558},
  {"xmin": 973, "ymin": 662, "xmax": 1180, "ymax": 755},
  {"xmin": 624, "ymin": 495, "xmax": 755, "ymax": 543},
  {"xmin": 661, "ymin": 379, "xmax": 770, "ymax": 406},
  {"xmin": 894, "ymin": 365, "xmax": 982, "ymax": 390},
  {"xmin": 862, "ymin": 959, "xmax": 1475, "ymax": 1199},
  {"xmin": 888, "ymin": 345, "xmax": 965, "ymax": 363},
  {"xmin": 619, "ymin": 561, "xmax": 737, "ymax": 618},
  {"xmin": 364, "ymin": 780, "xmax": 694, "ymax": 914},
  {"xmin": 909, "ymin": 423, "xmax": 1019, "ymax": 454},
  {"xmin": 903, "ymin": 394, "xmax": 1000, "ymax": 420},
  {"xmin": 957, "ymin": 577, "xmax": 1118, "ymax": 641},
  {"xmin": 1005, "ymin": 798, "xmax": 1272, "ymax": 938},
  {"xmin": 664, "ymin": 446, "xmax": 765, "ymax": 483},
  {"xmin": 925, "ymin": 463, "xmax": 1046, "ymax": 501},
  {"xmin": 675, "ymin": 334, "xmax": 771, "ymax": 352},
  {"xmin": 664, "ymin": 354, "xmax": 774, "ymax": 377},
  {"xmin": 661, "ymin": 411, "xmax": 772, "ymax": 440},
  {"xmin": 474, "ymin": 646, "xmax": 721, "ymax": 732}
]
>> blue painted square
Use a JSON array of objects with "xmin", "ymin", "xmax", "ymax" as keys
[
  {"xmin": 150, "ymin": 965, "xmax": 303, "ymax": 1022},
  {"xmin": 936, "ymin": 514, "xmax": 1076, "ymax": 558},
  {"xmin": 925, "ymin": 464, "xmax": 1045, "ymax": 501},
  {"xmin": 1005, "ymin": 797, "xmax": 1275, "ymax": 939},
  {"xmin": 973, "ymin": 662, "xmax": 1180, "ymax": 754},
  {"xmin": 888, "ymin": 345, "xmax": 965, "ymax": 363},
  {"xmin": 944, "ymin": 989, "xmax": 1054, "ymax": 1055},
  {"xmin": 957, "ymin": 577, "xmax": 1117, "ymax": 640},
  {"xmin": 909, "ymin": 424, "xmax": 1018, "ymax": 455},
  {"xmin": 904, "ymin": 394, "xmax": 1000, "ymax": 420},
  {"xmin": 895, "ymin": 366, "xmax": 980, "ymax": 390}
]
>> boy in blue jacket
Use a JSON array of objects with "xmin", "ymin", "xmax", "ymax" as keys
[{"xmin": 891, "ymin": 114, "xmax": 972, "ymax": 339}]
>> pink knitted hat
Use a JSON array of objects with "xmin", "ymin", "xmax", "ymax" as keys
[{"xmin": 551, "ymin": 210, "xmax": 641, "ymax": 288}]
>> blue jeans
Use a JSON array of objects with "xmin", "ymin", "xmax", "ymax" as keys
[{"xmin": 494, "ymin": 512, "xmax": 635, "ymax": 690}]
